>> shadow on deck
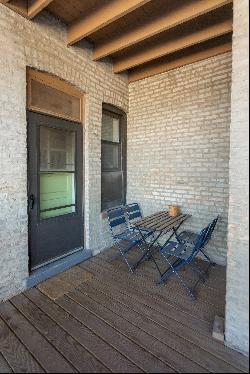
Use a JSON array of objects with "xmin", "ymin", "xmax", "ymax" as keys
[{"xmin": 0, "ymin": 246, "xmax": 249, "ymax": 373}]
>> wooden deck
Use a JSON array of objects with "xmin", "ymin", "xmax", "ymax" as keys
[{"xmin": 0, "ymin": 246, "xmax": 249, "ymax": 373}]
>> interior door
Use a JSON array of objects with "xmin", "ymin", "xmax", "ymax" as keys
[{"xmin": 27, "ymin": 111, "xmax": 84, "ymax": 271}]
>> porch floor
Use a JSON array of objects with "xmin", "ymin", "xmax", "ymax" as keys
[{"xmin": 0, "ymin": 247, "xmax": 249, "ymax": 373}]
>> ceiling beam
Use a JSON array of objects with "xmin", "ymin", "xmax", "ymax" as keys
[
  {"xmin": 27, "ymin": 0, "xmax": 53, "ymax": 19},
  {"xmin": 113, "ymin": 18, "xmax": 233, "ymax": 73},
  {"xmin": 2, "ymin": 0, "xmax": 27, "ymax": 17},
  {"xmin": 93, "ymin": 0, "xmax": 232, "ymax": 61},
  {"xmin": 128, "ymin": 35, "xmax": 232, "ymax": 83},
  {"xmin": 67, "ymin": 0, "xmax": 151, "ymax": 46},
  {"xmin": 2, "ymin": 0, "xmax": 53, "ymax": 18}
]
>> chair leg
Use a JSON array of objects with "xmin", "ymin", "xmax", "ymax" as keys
[
  {"xmin": 111, "ymin": 243, "xmax": 135, "ymax": 273},
  {"xmin": 189, "ymin": 263, "xmax": 208, "ymax": 283},
  {"xmin": 120, "ymin": 248, "xmax": 134, "ymax": 273},
  {"xmin": 161, "ymin": 255, "xmax": 196, "ymax": 300},
  {"xmin": 200, "ymin": 249, "xmax": 216, "ymax": 267},
  {"xmin": 137, "ymin": 241, "xmax": 147, "ymax": 254},
  {"xmin": 110, "ymin": 245, "xmax": 131, "ymax": 261}
]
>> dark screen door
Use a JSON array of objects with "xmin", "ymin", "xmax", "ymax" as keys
[{"xmin": 27, "ymin": 111, "xmax": 84, "ymax": 270}]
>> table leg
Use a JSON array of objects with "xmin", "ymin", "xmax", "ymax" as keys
[{"xmin": 132, "ymin": 228, "xmax": 162, "ymax": 274}]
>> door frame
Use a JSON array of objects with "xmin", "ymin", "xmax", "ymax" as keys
[{"xmin": 27, "ymin": 110, "xmax": 85, "ymax": 273}]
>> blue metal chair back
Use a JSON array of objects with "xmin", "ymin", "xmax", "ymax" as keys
[
  {"xmin": 205, "ymin": 216, "xmax": 219, "ymax": 243},
  {"xmin": 106, "ymin": 206, "xmax": 128, "ymax": 238},
  {"xmin": 126, "ymin": 203, "xmax": 142, "ymax": 225},
  {"xmin": 188, "ymin": 225, "xmax": 211, "ymax": 262}
]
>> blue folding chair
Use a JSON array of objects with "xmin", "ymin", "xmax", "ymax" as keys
[
  {"xmin": 126, "ymin": 203, "xmax": 154, "ymax": 235},
  {"xmin": 107, "ymin": 206, "xmax": 147, "ymax": 272},
  {"xmin": 159, "ymin": 224, "xmax": 211, "ymax": 300},
  {"xmin": 175, "ymin": 216, "xmax": 219, "ymax": 266},
  {"xmin": 126, "ymin": 203, "xmax": 142, "ymax": 225}
]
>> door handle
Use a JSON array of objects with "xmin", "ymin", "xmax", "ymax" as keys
[{"xmin": 28, "ymin": 194, "xmax": 35, "ymax": 211}]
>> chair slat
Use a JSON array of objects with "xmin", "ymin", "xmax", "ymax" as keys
[
  {"xmin": 159, "ymin": 218, "xmax": 219, "ymax": 300},
  {"xmin": 108, "ymin": 208, "xmax": 125, "ymax": 220},
  {"xmin": 110, "ymin": 217, "xmax": 126, "ymax": 228},
  {"xmin": 128, "ymin": 211, "xmax": 141, "ymax": 220},
  {"xmin": 106, "ymin": 205, "xmax": 145, "ymax": 272}
]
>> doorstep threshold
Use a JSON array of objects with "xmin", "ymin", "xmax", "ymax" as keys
[{"xmin": 26, "ymin": 249, "xmax": 92, "ymax": 289}]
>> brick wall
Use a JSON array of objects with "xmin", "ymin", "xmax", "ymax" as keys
[
  {"xmin": 0, "ymin": 8, "xmax": 249, "ymax": 357},
  {"xmin": 225, "ymin": 0, "xmax": 249, "ymax": 356},
  {"xmin": 0, "ymin": 5, "xmax": 128, "ymax": 301},
  {"xmin": 128, "ymin": 53, "xmax": 232, "ymax": 265}
]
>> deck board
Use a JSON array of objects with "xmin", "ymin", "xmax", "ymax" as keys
[
  {"xmin": 77, "ymin": 281, "xmax": 240, "ymax": 373},
  {"xmin": 0, "ymin": 248, "xmax": 249, "ymax": 373},
  {"xmin": 100, "ymin": 246, "xmax": 226, "ymax": 312},
  {"xmin": 10, "ymin": 294, "xmax": 109, "ymax": 373},
  {"xmin": 0, "ymin": 302, "xmax": 76, "ymax": 373},
  {"xmin": 25, "ymin": 288, "xmax": 143, "ymax": 373},
  {"xmin": 67, "ymin": 288, "xmax": 206, "ymax": 373},
  {"xmin": 0, "ymin": 317, "xmax": 44, "ymax": 373},
  {"xmin": 56, "ymin": 295, "xmax": 174, "ymax": 372},
  {"xmin": 0, "ymin": 353, "xmax": 13, "ymax": 373},
  {"xmin": 81, "ymin": 257, "xmax": 219, "ymax": 330}
]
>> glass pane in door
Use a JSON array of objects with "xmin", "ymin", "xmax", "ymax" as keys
[
  {"xmin": 101, "ymin": 143, "xmax": 120, "ymax": 170},
  {"xmin": 40, "ymin": 126, "xmax": 76, "ymax": 219},
  {"xmin": 101, "ymin": 113, "xmax": 120, "ymax": 143}
]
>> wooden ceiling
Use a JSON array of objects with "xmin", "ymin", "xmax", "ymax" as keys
[{"xmin": 1, "ymin": 0, "xmax": 233, "ymax": 82}]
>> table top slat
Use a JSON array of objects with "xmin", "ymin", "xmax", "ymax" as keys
[
  {"xmin": 141, "ymin": 213, "xmax": 172, "ymax": 230},
  {"xmin": 135, "ymin": 211, "xmax": 167, "ymax": 227},
  {"xmin": 143, "ymin": 214, "xmax": 184, "ymax": 231},
  {"xmin": 152, "ymin": 214, "xmax": 188, "ymax": 231},
  {"xmin": 161, "ymin": 216, "xmax": 190, "ymax": 235},
  {"xmin": 135, "ymin": 211, "xmax": 191, "ymax": 235}
]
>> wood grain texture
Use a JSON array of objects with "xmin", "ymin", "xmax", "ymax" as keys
[
  {"xmin": 128, "ymin": 35, "xmax": 232, "ymax": 82},
  {"xmin": 27, "ymin": 0, "xmax": 53, "ymax": 18},
  {"xmin": 10, "ymin": 294, "xmax": 108, "ymax": 373},
  {"xmin": 0, "ymin": 302, "xmax": 76, "ymax": 373},
  {"xmin": 56, "ymin": 295, "xmax": 174, "ymax": 373},
  {"xmin": 25, "ymin": 288, "xmax": 142, "ymax": 373},
  {"xmin": 3, "ymin": 0, "xmax": 27, "ymax": 17},
  {"xmin": 27, "ymin": 67, "xmax": 85, "ymax": 124},
  {"xmin": 37, "ymin": 266, "xmax": 93, "ymax": 300},
  {"xmin": 93, "ymin": 0, "xmax": 232, "ymax": 60},
  {"xmin": 114, "ymin": 19, "xmax": 232, "ymax": 72},
  {"xmin": 0, "ymin": 317, "xmax": 43, "ymax": 373},
  {"xmin": 0, "ymin": 248, "xmax": 248, "ymax": 373},
  {"xmin": 0, "ymin": 353, "xmax": 13, "ymax": 373},
  {"xmin": 1, "ymin": 0, "xmax": 233, "ymax": 81},
  {"xmin": 67, "ymin": 0, "xmax": 151, "ymax": 45},
  {"xmin": 76, "ymin": 282, "xmax": 238, "ymax": 373},
  {"xmin": 81, "ymin": 258, "xmax": 215, "ymax": 333},
  {"xmin": 67, "ymin": 289, "xmax": 206, "ymax": 373}
]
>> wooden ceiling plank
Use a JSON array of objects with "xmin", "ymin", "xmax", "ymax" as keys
[
  {"xmin": 2, "ymin": 0, "xmax": 28, "ymax": 17},
  {"xmin": 93, "ymin": 0, "xmax": 232, "ymax": 60},
  {"xmin": 113, "ymin": 19, "xmax": 233, "ymax": 73},
  {"xmin": 67, "ymin": 0, "xmax": 151, "ymax": 46},
  {"xmin": 128, "ymin": 39, "xmax": 232, "ymax": 83},
  {"xmin": 27, "ymin": 0, "xmax": 54, "ymax": 19}
]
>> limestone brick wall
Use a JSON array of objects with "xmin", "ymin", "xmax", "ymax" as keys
[
  {"xmin": 0, "ymin": 4, "xmax": 128, "ymax": 301},
  {"xmin": 128, "ymin": 53, "xmax": 232, "ymax": 265}
]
